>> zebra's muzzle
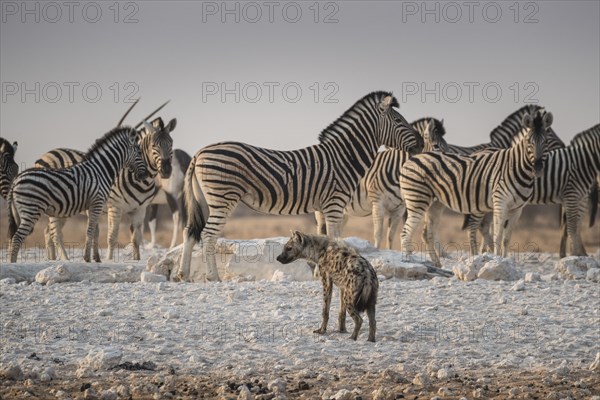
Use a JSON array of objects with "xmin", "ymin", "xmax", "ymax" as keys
[
  {"xmin": 534, "ymin": 158, "xmax": 544, "ymax": 175},
  {"xmin": 159, "ymin": 162, "xmax": 172, "ymax": 179}
]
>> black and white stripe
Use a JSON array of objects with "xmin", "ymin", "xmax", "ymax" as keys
[
  {"xmin": 400, "ymin": 109, "xmax": 553, "ymax": 266},
  {"xmin": 8, "ymin": 127, "xmax": 149, "ymax": 263},
  {"xmin": 34, "ymin": 117, "xmax": 176, "ymax": 261},
  {"xmin": 316, "ymin": 117, "xmax": 448, "ymax": 249},
  {"xmin": 179, "ymin": 91, "xmax": 425, "ymax": 281},
  {"xmin": 0, "ymin": 138, "xmax": 19, "ymax": 200}
]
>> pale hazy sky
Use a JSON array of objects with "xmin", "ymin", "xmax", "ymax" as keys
[{"xmin": 1, "ymin": 1, "xmax": 599, "ymax": 167}]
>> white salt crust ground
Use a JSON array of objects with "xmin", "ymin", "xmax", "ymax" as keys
[{"xmin": 0, "ymin": 241, "xmax": 599, "ymax": 399}]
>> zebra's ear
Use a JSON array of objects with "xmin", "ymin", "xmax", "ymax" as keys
[
  {"xmin": 128, "ymin": 130, "xmax": 138, "ymax": 145},
  {"xmin": 522, "ymin": 113, "xmax": 534, "ymax": 129},
  {"xmin": 166, "ymin": 118, "xmax": 177, "ymax": 133},
  {"xmin": 542, "ymin": 112, "xmax": 553, "ymax": 129},
  {"xmin": 12, "ymin": 141, "xmax": 18, "ymax": 153},
  {"xmin": 440, "ymin": 118, "xmax": 444, "ymax": 126},
  {"xmin": 379, "ymin": 95, "xmax": 393, "ymax": 113}
]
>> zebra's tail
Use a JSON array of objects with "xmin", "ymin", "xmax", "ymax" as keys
[
  {"xmin": 183, "ymin": 155, "xmax": 206, "ymax": 242},
  {"xmin": 461, "ymin": 214, "xmax": 471, "ymax": 231},
  {"xmin": 7, "ymin": 193, "xmax": 18, "ymax": 240},
  {"xmin": 589, "ymin": 182, "xmax": 598, "ymax": 228}
]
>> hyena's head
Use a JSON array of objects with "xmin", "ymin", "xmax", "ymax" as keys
[{"xmin": 276, "ymin": 230, "xmax": 308, "ymax": 264}]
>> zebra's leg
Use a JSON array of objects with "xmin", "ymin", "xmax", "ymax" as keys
[
  {"xmin": 387, "ymin": 207, "xmax": 403, "ymax": 250},
  {"xmin": 9, "ymin": 210, "xmax": 42, "ymax": 263},
  {"xmin": 559, "ymin": 210, "xmax": 568, "ymax": 258},
  {"xmin": 50, "ymin": 217, "xmax": 70, "ymax": 261},
  {"xmin": 423, "ymin": 202, "xmax": 444, "ymax": 267},
  {"xmin": 338, "ymin": 288, "xmax": 347, "ymax": 332},
  {"xmin": 129, "ymin": 207, "xmax": 147, "ymax": 261},
  {"xmin": 502, "ymin": 209, "xmax": 523, "ymax": 257},
  {"xmin": 106, "ymin": 205, "xmax": 122, "ymax": 261},
  {"xmin": 401, "ymin": 204, "xmax": 428, "ymax": 257},
  {"xmin": 323, "ymin": 208, "xmax": 344, "ymax": 238},
  {"xmin": 464, "ymin": 214, "xmax": 484, "ymax": 257},
  {"xmin": 166, "ymin": 193, "xmax": 180, "ymax": 249},
  {"xmin": 84, "ymin": 204, "xmax": 103, "ymax": 263},
  {"xmin": 492, "ymin": 198, "xmax": 509, "ymax": 256},
  {"xmin": 92, "ymin": 220, "xmax": 101, "ymax": 262},
  {"xmin": 371, "ymin": 201, "xmax": 385, "ymax": 248},
  {"xmin": 565, "ymin": 201, "xmax": 588, "ymax": 256},
  {"xmin": 315, "ymin": 211, "xmax": 327, "ymax": 235},
  {"xmin": 44, "ymin": 223, "xmax": 56, "ymax": 261},
  {"xmin": 479, "ymin": 213, "xmax": 494, "ymax": 253},
  {"xmin": 146, "ymin": 204, "xmax": 159, "ymax": 249}
]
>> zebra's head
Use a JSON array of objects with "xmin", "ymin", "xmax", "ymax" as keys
[
  {"xmin": 378, "ymin": 95, "xmax": 424, "ymax": 155},
  {"xmin": 422, "ymin": 118, "xmax": 449, "ymax": 152},
  {"xmin": 141, "ymin": 117, "xmax": 176, "ymax": 179},
  {"xmin": 522, "ymin": 110, "xmax": 553, "ymax": 176},
  {"xmin": 0, "ymin": 138, "xmax": 19, "ymax": 200},
  {"xmin": 125, "ymin": 128, "xmax": 150, "ymax": 181}
]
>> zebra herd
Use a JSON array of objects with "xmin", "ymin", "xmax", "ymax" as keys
[{"xmin": 1, "ymin": 91, "xmax": 598, "ymax": 282}]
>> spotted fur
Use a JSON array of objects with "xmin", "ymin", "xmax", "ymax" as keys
[{"xmin": 277, "ymin": 231, "xmax": 378, "ymax": 342}]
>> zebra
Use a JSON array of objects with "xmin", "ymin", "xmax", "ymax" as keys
[
  {"xmin": 445, "ymin": 104, "xmax": 564, "ymax": 155},
  {"xmin": 146, "ymin": 148, "xmax": 192, "ymax": 249},
  {"xmin": 315, "ymin": 117, "xmax": 448, "ymax": 249},
  {"xmin": 400, "ymin": 109, "xmax": 553, "ymax": 266},
  {"xmin": 179, "ymin": 91, "xmax": 424, "ymax": 282},
  {"xmin": 467, "ymin": 124, "xmax": 600, "ymax": 258},
  {"xmin": 36, "ymin": 117, "xmax": 176, "ymax": 261},
  {"xmin": 0, "ymin": 138, "xmax": 19, "ymax": 200},
  {"xmin": 8, "ymin": 127, "xmax": 149, "ymax": 263}
]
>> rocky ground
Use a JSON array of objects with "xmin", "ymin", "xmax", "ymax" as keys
[{"xmin": 1, "ymin": 242, "xmax": 599, "ymax": 399}]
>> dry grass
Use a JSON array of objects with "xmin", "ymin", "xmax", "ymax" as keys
[{"xmin": 1, "ymin": 203, "xmax": 597, "ymax": 256}]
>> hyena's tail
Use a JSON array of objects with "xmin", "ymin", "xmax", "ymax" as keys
[
  {"xmin": 355, "ymin": 260, "xmax": 379, "ymax": 313},
  {"xmin": 183, "ymin": 155, "xmax": 207, "ymax": 242}
]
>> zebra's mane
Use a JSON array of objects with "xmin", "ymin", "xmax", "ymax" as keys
[
  {"xmin": 86, "ymin": 126, "xmax": 134, "ymax": 158},
  {"xmin": 412, "ymin": 117, "xmax": 446, "ymax": 137},
  {"xmin": 0, "ymin": 137, "xmax": 16, "ymax": 156},
  {"xmin": 489, "ymin": 104, "xmax": 542, "ymax": 140},
  {"xmin": 318, "ymin": 91, "xmax": 398, "ymax": 144}
]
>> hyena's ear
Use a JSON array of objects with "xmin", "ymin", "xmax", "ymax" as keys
[{"xmin": 291, "ymin": 230, "xmax": 305, "ymax": 244}]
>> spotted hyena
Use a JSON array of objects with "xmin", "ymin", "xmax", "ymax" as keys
[{"xmin": 276, "ymin": 231, "xmax": 378, "ymax": 342}]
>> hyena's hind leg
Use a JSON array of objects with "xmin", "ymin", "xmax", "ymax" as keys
[
  {"xmin": 346, "ymin": 304, "xmax": 363, "ymax": 341},
  {"xmin": 314, "ymin": 275, "xmax": 333, "ymax": 335},
  {"xmin": 338, "ymin": 288, "xmax": 347, "ymax": 333},
  {"xmin": 366, "ymin": 302, "xmax": 376, "ymax": 342}
]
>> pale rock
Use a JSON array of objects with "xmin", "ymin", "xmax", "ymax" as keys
[
  {"xmin": 438, "ymin": 386, "xmax": 452, "ymax": 397},
  {"xmin": 164, "ymin": 309, "xmax": 180, "ymax": 320},
  {"xmin": 271, "ymin": 270, "xmax": 289, "ymax": 282},
  {"xmin": 372, "ymin": 386, "xmax": 393, "ymax": 400},
  {"xmin": 556, "ymin": 256, "xmax": 599, "ymax": 280},
  {"xmin": 478, "ymin": 258, "xmax": 521, "ymax": 281},
  {"xmin": 590, "ymin": 352, "xmax": 600, "ymax": 370},
  {"xmin": 0, "ymin": 277, "xmax": 16, "ymax": 285},
  {"xmin": 437, "ymin": 367, "xmax": 451, "ymax": 380},
  {"xmin": 268, "ymin": 378, "xmax": 286, "ymax": 393},
  {"xmin": 237, "ymin": 385, "xmax": 252, "ymax": 400},
  {"xmin": 36, "ymin": 264, "xmax": 72, "ymax": 285},
  {"xmin": 511, "ymin": 279, "xmax": 525, "ymax": 291},
  {"xmin": 372, "ymin": 256, "xmax": 429, "ymax": 280},
  {"xmin": 524, "ymin": 272, "xmax": 541, "ymax": 282},
  {"xmin": 100, "ymin": 390, "xmax": 117, "ymax": 400},
  {"xmin": 586, "ymin": 268, "xmax": 600, "ymax": 283},
  {"xmin": 412, "ymin": 372, "xmax": 428, "ymax": 386},
  {"xmin": 332, "ymin": 389, "xmax": 353, "ymax": 400},
  {"xmin": 140, "ymin": 271, "xmax": 167, "ymax": 283},
  {"xmin": 79, "ymin": 348, "xmax": 123, "ymax": 371},
  {"xmin": 453, "ymin": 253, "xmax": 496, "ymax": 281}
]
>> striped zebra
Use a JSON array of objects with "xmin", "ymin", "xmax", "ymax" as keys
[
  {"xmin": 468, "ymin": 124, "xmax": 599, "ymax": 258},
  {"xmin": 36, "ymin": 117, "xmax": 176, "ymax": 261},
  {"xmin": 400, "ymin": 109, "xmax": 553, "ymax": 266},
  {"xmin": 446, "ymin": 104, "xmax": 564, "ymax": 155},
  {"xmin": 146, "ymin": 148, "xmax": 192, "ymax": 249},
  {"xmin": 179, "ymin": 92, "xmax": 424, "ymax": 282},
  {"xmin": 315, "ymin": 117, "xmax": 448, "ymax": 249},
  {"xmin": 0, "ymin": 138, "xmax": 19, "ymax": 200},
  {"xmin": 8, "ymin": 127, "xmax": 149, "ymax": 263}
]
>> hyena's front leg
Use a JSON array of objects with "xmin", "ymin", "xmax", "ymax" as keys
[
  {"xmin": 315, "ymin": 275, "xmax": 332, "ymax": 335},
  {"xmin": 338, "ymin": 288, "xmax": 347, "ymax": 333}
]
